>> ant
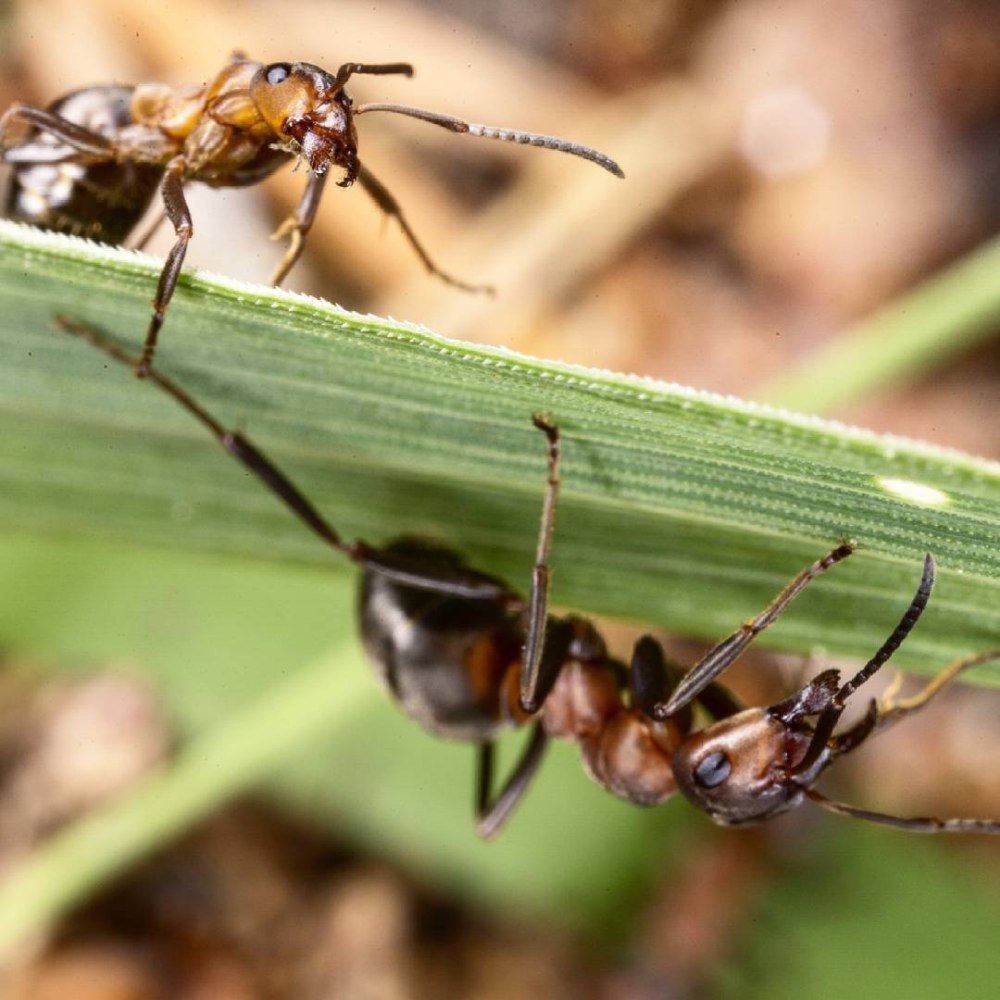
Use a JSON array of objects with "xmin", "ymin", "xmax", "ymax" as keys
[
  {"xmin": 1, "ymin": 56, "xmax": 624, "ymax": 377},
  {"xmin": 55, "ymin": 316, "xmax": 1000, "ymax": 839}
]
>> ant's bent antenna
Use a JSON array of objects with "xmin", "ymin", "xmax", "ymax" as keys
[{"xmin": 354, "ymin": 102, "xmax": 625, "ymax": 178}]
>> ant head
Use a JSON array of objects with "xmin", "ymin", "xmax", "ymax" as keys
[
  {"xmin": 671, "ymin": 708, "xmax": 814, "ymax": 825},
  {"xmin": 250, "ymin": 62, "xmax": 358, "ymax": 179}
]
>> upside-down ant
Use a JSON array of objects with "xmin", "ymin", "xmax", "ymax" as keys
[
  {"xmin": 55, "ymin": 316, "xmax": 1000, "ymax": 838},
  {"xmin": 1, "ymin": 56, "xmax": 624, "ymax": 376}
]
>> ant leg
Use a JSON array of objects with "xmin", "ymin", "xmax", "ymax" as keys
[
  {"xmin": 791, "ymin": 554, "xmax": 936, "ymax": 777},
  {"xmin": 524, "ymin": 618, "xmax": 577, "ymax": 714},
  {"xmin": 827, "ymin": 648, "xmax": 1000, "ymax": 767},
  {"xmin": 630, "ymin": 635, "xmax": 670, "ymax": 718},
  {"xmin": 804, "ymin": 788, "xmax": 1000, "ymax": 834},
  {"xmin": 357, "ymin": 165, "xmax": 493, "ymax": 293},
  {"xmin": 129, "ymin": 207, "xmax": 167, "ymax": 252},
  {"xmin": 629, "ymin": 634, "xmax": 747, "ymax": 721},
  {"xmin": 630, "ymin": 635, "xmax": 744, "ymax": 723},
  {"xmin": 56, "ymin": 316, "xmax": 361, "ymax": 558},
  {"xmin": 270, "ymin": 170, "xmax": 328, "ymax": 286},
  {"xmin": 0, "ymin": 103, "xmax": 114, "ymax": 159},
  {"xmin": 827, "ymin": 699, "xmax": 879, "ymax": 757},
  {"xmin": 475, "ymin": 723, "xmax": 549, "ymax": 839},
  {"xmin": 874, "ymin": 648, "xmax": 1000, "ymax": 731},
  {"xmin": 518, "ymin": 415, "xmax": 564, "ymax": 713},
  {"xmin": 56, "ymin": 316, "xmax": 521, "ymax": 601},
  {"xmin": 697, "ymin": 683, "xmax": 746, "ymax": 721},
  {"xmin": 655, "ymin": 544, "xmax": 855, "ymax": 718},
  {"xmin": 476, "ymin": 742, "xmax": 495, "ymax": 819},
  {"xmin": 137, "ymin": 160, "xmax": 191, "ymax": 378}
]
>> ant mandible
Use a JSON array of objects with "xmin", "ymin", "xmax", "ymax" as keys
[
  {"xmin": 1, "ymin": 56, "xmax": 624, "ymax": 376},
  {"xmin": 56, "ymin": 316, "xmax": 1000, "ymax": 838}
]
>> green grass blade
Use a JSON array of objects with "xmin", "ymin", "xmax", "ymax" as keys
[{"xmin": 0, "ymin": 219, "xmax": 998, "ymax": 677}]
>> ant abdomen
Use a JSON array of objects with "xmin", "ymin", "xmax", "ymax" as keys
[
  {"xmin": 358, "ymin": 537, "xmax": 525, "ymax": 741},
  {"xmin": 3, "ymin": 86, "xmax": 160, "ymax": 244}
]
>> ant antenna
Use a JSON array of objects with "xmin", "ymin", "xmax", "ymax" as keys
[
  {"xmin": 353, "ymin": 103, "xmax": 625, "ymax": 178},
  {"xmin": 791, "ymin": 553, "xmax": 936, "ymax": 777}
]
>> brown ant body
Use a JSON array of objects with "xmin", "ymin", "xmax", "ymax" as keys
[
  {"xmin": 2, "ymin": 57, "xmax": 624, "ymax": 376},
  {"xmin": 56, "ymin": 317, "xmax": 1000, "ymax": 839}
]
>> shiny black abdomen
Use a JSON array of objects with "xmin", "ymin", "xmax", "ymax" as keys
[
  {"xmin": 359, "ymin": 538, "xmax": 523, "ymax": 741},
  {"xmin": 3, "ymin": 86, "xmax": 162, "ymax": 244}
]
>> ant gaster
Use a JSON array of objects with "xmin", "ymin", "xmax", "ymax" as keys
[
  {"xmin": 2, "ymin": 56, "xmax": 624, "ymax": 376},
  {"xmin": 57, "ymin": 317, "xmax": 1000, "ymax": 839}
]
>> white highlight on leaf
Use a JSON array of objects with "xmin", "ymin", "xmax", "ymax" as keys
[{"xmin": 877, "ymin": 478, "xmax": 952, "ymax": 508}]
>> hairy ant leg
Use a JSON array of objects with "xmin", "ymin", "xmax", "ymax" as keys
[
  {"xmin": 802, "ymin": 788, "xmax": 1000, "ymax": 834},
  {"xmin": 56, "ymin": 315, "xmax": 518, "ymax": 597},
  {"xmin": 475, "ymin": 417, "xmax": 577, "ymax": 837},
  {"xmin": 802, "ymin": 646, "xmax": 1000, "ymax": 833},
  {"xmin": 657, "ymin": 543, "xmax": 856, "ymax": 717},
  {"xmin": 357, "ymin": 166, "xmax": 493, "ymax": 293},
  {"xmin": 137, "ymin": 162, "xmax": 192, "ymax": 378},
  {"xmin": 473, "ymin": 619, "xmax": 580, "ymax": 838},
  {"xmin": 518, "ymin": 414, "xmax": 563, "ymax": 711},
  {"xmin": 875, "ymin": 647, "xmax": 1000, "ymax": 730},
  {"xmin": 270, "ymin": 170, "xmax": 328, "ymax": 286},
  {"xmin": 475, "ymin": 724, "xmax": 549, "ymax": 840},
  {"xmin": 0, "ymin": 103, "xmax": 115, "ymax": 160}
]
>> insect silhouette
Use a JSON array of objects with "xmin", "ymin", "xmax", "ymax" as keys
[
  {"xmin": 1, "ymin": 56, "xmax": 624, "ymax": 376},
  {"xmin": 56, "ymin": 316, "xmax": 1000, "ymax": 838}
]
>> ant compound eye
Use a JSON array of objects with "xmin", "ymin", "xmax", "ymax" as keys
[
  {"xmin": 693, "ymin": 750, "xmax": 731, "ymax": 789},
  {"xmin": 265, "ymin": 63, "xmax": 292, "ymax": 86}
]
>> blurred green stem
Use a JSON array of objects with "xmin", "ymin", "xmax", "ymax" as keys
[
  {"xmin": 0, "ymin": 645, "xmax": 368, "ymax": 957},
  {"xmin": 756, "ymin": 235, "xmax": 1000, "ymax": 414}
]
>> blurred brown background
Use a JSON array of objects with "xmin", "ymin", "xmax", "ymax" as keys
[
  {"xmin": 2, "ymin": 0, "xmax": 997, "ymax": 451},
  {"xmin": 0, "ymin": 0, "xmax": 998, "ymax": 997}
]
